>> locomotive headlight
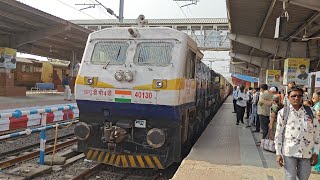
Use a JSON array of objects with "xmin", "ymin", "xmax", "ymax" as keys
[
  {"xmin": 152, "ymin": 79, "xmax": 167, "ymax": 89},
  {"xmin": 87, "ymin": 78, "xmax": 93, "ymax": 85},
  {"xmin": 147, "ymin": 128, "xmax": 166, "ymax": 149},
  {"xmin": 114, "ymin": 71, "xmax": 123, "ymax": 81},
  {"xmin": 84, "ymin": 77, "xmax": 97, "ymax": 85},
  {"xmin": 123, "ymin": 70, "xmax": 134, "ymax": 82},
  {"xmin": 156, "ymin": 80, "xmax": 162, "ymax": 88}
]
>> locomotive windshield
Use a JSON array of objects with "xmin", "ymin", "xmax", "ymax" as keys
[
  {"xmin": 133, "ymin": 41, "xmax": 173, "ymax": 66},
  {"xmin": 91, "ymin": 41, "xmax": 129, "ymax": 65}
]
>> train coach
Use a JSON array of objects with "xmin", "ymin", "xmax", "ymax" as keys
[
  {"xmin": 74, "ymin": 24, "xmax": 231, "ymax": 169},
  {"xmin": 14, "ymin": 57, "xmax": 69, "ymax": 89}
]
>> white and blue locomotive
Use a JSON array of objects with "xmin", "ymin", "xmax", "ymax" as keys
[{"xmin": 74, "ymin": 23, "xmax": 230, "ymax": 169}]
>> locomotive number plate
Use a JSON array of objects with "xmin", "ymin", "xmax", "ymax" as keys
[
  {"xmin": 135, "ymin": 120, "xmax": 146, "ymax": 128},
  {"xmin": 132, "ymin": 90, "xmax": 157, "ymax": 104}
]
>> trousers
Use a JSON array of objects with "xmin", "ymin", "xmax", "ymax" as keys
[
  {"xmin": 284, "ymin": 156, "xmax": 311, "ymax": 180},
  {"xmin": 236, "ymin": 105, "xmax": 245, "ymax": 123}
]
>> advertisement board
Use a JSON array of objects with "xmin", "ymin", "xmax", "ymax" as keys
[
  {"xmin": 266, "ymin": 70, "xmax": 281, "ymax": 88},
  {"xmin": 283, "ymin": 58, "xmax": 310, "ymax": 85},
  {"xmin": 0, "ymin": 48, "xmax": 17, "ymax": 69}
]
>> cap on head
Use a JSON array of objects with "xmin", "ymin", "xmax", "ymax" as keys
[{"xmin": 269, "ymin": 87, "xmax": 277, "ymax": 92}]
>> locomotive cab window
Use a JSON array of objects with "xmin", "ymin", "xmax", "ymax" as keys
[
  {"xmin": 133, "ymin": 41, "xmax": 173, "ymax": 66},
  {"xmin": 185, "ymin": 49, "xmax": 196, "ymax": 79},
  {"xmin": 91, "ymin": 41, "xmax": 129, "ymax": 65}
]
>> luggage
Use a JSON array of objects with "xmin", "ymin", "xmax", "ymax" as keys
[{"xmin": 260, "ymin": 130, "xmax": 276, "ymax": 152}]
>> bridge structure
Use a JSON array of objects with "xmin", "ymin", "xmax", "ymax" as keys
[{"xmin": 71, "ymin": 18, "xmax": 230, "ymax": 52}]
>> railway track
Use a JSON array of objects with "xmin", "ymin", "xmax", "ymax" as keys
[
  {"xmin": 0, "ymin": 137, "xmax": 77, "ymax": 169},
  {"xmin": 70, "ymin": 162, "xmax": 177, "ymax": 180}
]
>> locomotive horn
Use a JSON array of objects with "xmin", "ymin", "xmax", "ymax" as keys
[
  {"xmin": 138, "ymin": 14, "xmax": 145, "ymax": 21},
  {"xmin": 136, "ymin": 14, "xmax": 148, "ymax": 27}
]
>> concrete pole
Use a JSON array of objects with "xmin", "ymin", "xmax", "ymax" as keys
[
  {"xmin": 259, "ymin": 68, "xmax": 266, "ymax": 85},
  {"xmin": 119, "ymin": 0, "xmax": 124, "ymax": 23}
]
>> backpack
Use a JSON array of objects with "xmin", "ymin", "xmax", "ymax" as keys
[{"xmin": 282, "ymin": 105, "xmax": 314, "ymax": 124}]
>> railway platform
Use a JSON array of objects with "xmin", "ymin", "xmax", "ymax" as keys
[
  {"xmin": 0, "ymin": 91, "xmax": 75, "ymax": 110},
  {"xmin": 172, "ymin": 97, "xmax": 320, "ymax": 180}
]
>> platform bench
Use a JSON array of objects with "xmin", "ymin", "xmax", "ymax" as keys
[{"xmin": 31, "ymin": 83, "xmax": 57, "ymax": 93}]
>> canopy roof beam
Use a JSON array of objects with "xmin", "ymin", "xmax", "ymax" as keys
[
  {"xmin": 249, "ymin": 0, "xmax": 277, "ymax": 56},
  {"xmin": 279, "ymin": 0, "xmax": 320, "ymax": 11},
  {"xmin": 229, "ymin": 53, "xmax": 269, "ymax": 68},
  {"xmin": 13, "ymin": 24, "xmax": 72, "ymax": 47},
  {"xmin": 227, "ymin": 33, "xmax": 307, "ymax": 58}
]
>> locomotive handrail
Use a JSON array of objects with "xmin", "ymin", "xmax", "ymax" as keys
[{"xmin": 0, "ymin": 105, "xmax": 77, "ymax": 119}]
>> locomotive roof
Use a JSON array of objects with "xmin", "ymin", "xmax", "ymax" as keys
[{"xmin": 88, "ymin": 27, "xmax": 200, "ymax": 52}]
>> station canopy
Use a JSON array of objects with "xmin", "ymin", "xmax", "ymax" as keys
[
  {"xmin": 0, "ymin": 0, "xmax": 91, "ymax": 60},
  {"xmin": 227, "ymin": 0, "xmax": 320, "ymax": 76}
]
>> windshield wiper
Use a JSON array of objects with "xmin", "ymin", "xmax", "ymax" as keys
[{"xmin": 103, "ymin": 47, "xmax": 121, "ymax": 69}]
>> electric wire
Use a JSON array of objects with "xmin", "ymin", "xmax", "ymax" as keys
[
  {"xmin": 186, "ymin": 2, "xmax": 193, "ymax": 17},
  {"xmin": 89, "ymin": 0, "xmax": 115, "ymax": 19},
  {"xmin": 175, "ymin": 1, "xmax": 201, "ymax": 44},
  {"xmin": 56, "ymin": 0, "xmax": 104, "ymax": 23}
]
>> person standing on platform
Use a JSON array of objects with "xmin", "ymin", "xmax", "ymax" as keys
[
  {"xmin": 283, "ymin": 82, "xmax": 296, "ymax": 106},
  {"xmin": 312, "ymin": 91, "xmax": 320, "ymax": 113},
  {"xmin": 62, "ymin": 74, "xmax": 71, "ymax": 101},
  {"xmin": 256, "ymin": 84, "xmax": 273, "ymax": 141},
  {"xmin": 235, "ymin": 85, "xmax": 249, "ymax": 125},
  {"xmin": 246, "ymin": 87, "xmax": 253, "ymax": 119},
  {"xmin": 268, "ymin": 96, "xmax": 283, "ymax": 140},
  {"xmin": 232, "ymin": 86, "xmax": 239, "ymax": 113},
  {"xmin": 302, "ymin": 87, "xmax": 309, "ymax": 101},
  {"xmin": 247, "ymin": 88, "xmax": 259, "ymax": 128},
  {"xmin": 274, "ymin": 86, "xmax": 319, "ymax": 180}
]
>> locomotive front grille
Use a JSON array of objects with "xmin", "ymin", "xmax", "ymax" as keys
[{"xmin": 86, "ymin": 149, "xmax": 164, "ymax": 169}]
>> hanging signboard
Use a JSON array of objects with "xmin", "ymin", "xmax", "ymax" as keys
[
  {"xmin": 0, "ymin": 48, "xmax": 17, "ymax": 69},
  {"xmin": 266, "ymin": 70, "xmax": 281, "ymax": 88},
  {"xmin": 283, "ymin": 58, "xmax": 310, "ymax": 86}
]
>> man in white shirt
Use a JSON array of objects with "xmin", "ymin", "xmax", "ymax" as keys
[
  {"xmin": 232, "ymin": 86, "xmax": 239, "ymax": 113},
  {"xmin": 274, "ymin": 86, "xmax": 320, "ymax": 180},
  {"xmin": 235, "ymin": 85, "xmax": 249, "ymax": 125}
]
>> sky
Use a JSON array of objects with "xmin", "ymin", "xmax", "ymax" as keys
[{"xmin": 16, "ymin": 0, "xmax": 230, "ymax": 77}]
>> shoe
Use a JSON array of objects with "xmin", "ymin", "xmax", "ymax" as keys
[
  {"xmin": 246, "ymin": 125, "xmax": 251, "ymax": 128},
  {"xmin": 241, "ymin": 121, "xmax": 244, "ymax": 124},
  {"xmin": 232, "ymin": 111, "xmax": 236, "ymax": 113},
  {"xmin": 236, "ymin": 122, "xmax": 239, "ymax": 125},
  {"xmin": 252, "ymin": 130, "xmax": 260, "ymax": 133}
]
